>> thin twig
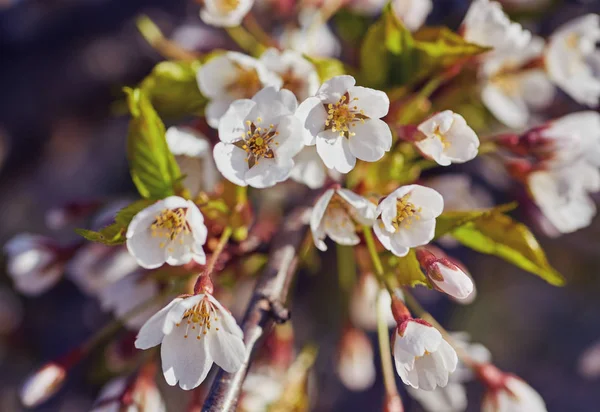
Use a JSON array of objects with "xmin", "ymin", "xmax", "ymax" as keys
[{"xmin": 201, "ymin": 205, "xmax": 311, "ymax": 411}]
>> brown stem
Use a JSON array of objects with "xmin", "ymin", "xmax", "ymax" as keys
[{"xmin": 201, "ymin": 205, "xmax": 311, "ymax": 412}]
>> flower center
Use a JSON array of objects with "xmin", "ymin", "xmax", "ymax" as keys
[
  {"xmin": 177, "ymin": 298, "xmax": 221, "ymax": 340},
  {"xmin": 234, "ymin": 117, "xmax": 280, "ymax": 168},
  {"xmin": 150, "ymin": 208, "xmax": 191, "ymax": 248},
  {"xmin": 392, "ymin": 195, "xmax": 421, "ymax": 230},
  {"xmin": 280, "ymin": 69, "xmax": 304, "ymax": 98},
  {"xmin": 324, "ymin": 93, "xmax": 368, "ymax": 138},
  {"xmin": 491, "ymin": 74, "xmax": 521, "ymax": 97},
  {"xmin": 226, "ymin": 63, "xmax": 262, "ymax": 99},
  {"xmin": 218, "ymin": 0, "xmax": 240, "ymax": 12}
]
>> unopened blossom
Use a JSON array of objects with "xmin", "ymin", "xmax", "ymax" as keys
[
  {"xmin": 310, "ymin": 187, "xmax": 377, "ymax": 251},
  {"xmin": 200, "ymin": 0, "xmax": 254, "ymax": 28},
  {"xmin": 213, "ymin": 87, "xmax": 304, "ymax": 188},
  {"xmin": 135, "ymin": 293, "xmax": 245, "ymax": 390},
  {"xmin": 527, "ymin": 169, "xmax": 596, "ymax": 234},
  {"xmin": 392, "ymin": 0, "xmax": 432, "ymax": 32},
  {"xmin": 462, "ymin": 0, "xmax": 531, "ymax": 54},
  {"xmin": 68, "ymin": 244, "xmax": 139, "ymax": 296},
  {"xmin": 297, "ymin": 75, "xmax": 392, "ymax": 173},
  {"xmin": 393, "ymin": 319, "xmax": 458, "ymax": 391},
  {"xmin": 350, "ymin": 273, "xmax": 396, "ymax": 330},
  {"xmin": 416, "ymin": 248, "xmax": 474, "ymax": 300},
  {"xmin": 4, "ymin": 234, "xmax": 64, "ymax": 296},
  {"xmin": 197, "ymin": 52, "xmax": 282, "ymax": 128},
  {"xmin": 166, "ymin": 126, "xmax": 219, "ymax": 195},
  {"xmin": 482, "ymin": 375, "xmax": 547, "ymax": 412},
  {"xmin": 337, "ymin": 328, "xmax": 376, "ymax": 391},
  {"xmin": 481, "ymin": 37, "xmax": 554, "ymax": 128},
  {"xmin": 126, "ymin": 196, "xmax": 208, "ymax": 269},
  {"xmin": 374, "ymin": 185, "xmax": 444, "ymax": 257},
  {"xmin": 99, "ymin": 272, "xmax": 166, "ymax": 330},
  {"xmin": 415, "ymin": 111, "xmax": 480, "ymax": 166},
  {"xmin": 20, "ymin": 363, "xmax": 66, "ymax": 407},
  {"xmin": 290, "ymin": 147, "xmax": 331, "ymax": 189},
  {"xmin": 278, "ymin": 8, "xmax": 342, "ymax": 58},
  {"xmin": 91, "ymin": 376, "xmax": 166, "ymax": 412},
  {"xmin": 259, "ymin": 48, "xmax": 320, "ymax": 101},
  {"xmin": 545, "ymin": 14, "xmax": 600, "ymax": 106}
]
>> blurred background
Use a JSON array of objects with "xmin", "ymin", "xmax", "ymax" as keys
[{"xmin": 1, "ymin": 0, "xmax": 600, "ymax": 411}]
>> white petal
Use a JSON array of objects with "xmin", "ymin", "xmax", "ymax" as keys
[
  {"xmin": 207, "ymin": 294, "xmax": 244, "ymax": 339},
  {"xmin": 406, "ymin": 185, "xmax": 444, "ymax": 219},
  {"xmin": 161, "ymin": 326, "xmax": 213, "ymax": 390},
  {"xmin": 244, "ymin": 158, "xmax": 293, "ymax": 188},
  {"xmin": 135, "ymin": 298, "xmax": 183, "ymax": 350},
  {"xmin": 208, "ymin": 329, "xmax": 246, "ymax": 373},
  {"xmin": 481, "ymin": 82, "xmax": 529, "ymax": 128},
  {"xmin": 348, "ymin": 86, "xmax": 390, "ymax": 119},
  {"xmin": 162, "ymin": 295, "xmax": 205, "ymax": 335},
  {"xmin": 317, "ymin": 75, "xmax": 356, "ymax": 104},
  {"xmin": 272, "ymin": 114, "xmax": 305, "ymax": 159},
  {"xmin": 290, "ymin": 147, "xmax": 327, "ymax": 189},
  {"xmin": 374, "ymin": 222, "xmax": 410, "ymax": 257},
  {"xmin": 337, "ymin": 188, "xmax": 377, "ymax": 225},
  {"xmin": 166, "ymin": 126, "xmax": 211, "ymax": 157},
  {"xmin": 323, "ymin": 208, "xmax": 361, "ymax": 246},
  {"xmin": 396, "ymin": 321, "xmax": 442, "ymax": 357},
  {"xmin": 316, "ymin": 133, "xmax": 356, "ymax": 173},
  {"xmin": 348, "ymin": 118, "xmax": 392, "ymax": 162},
  {"xmin": 218, "ymin": 99, "xmax": 256, "ymax": 143},
  {"xmin": 213, "ymin": 143, "xmax": 249, "ymax": 187},
  {"xmin": 197, "ymin": 55, "xmax": 238, "ymax": 98},
  {"xmin": 206, "ymin": 99, "xmax": 235, "ymax": 129},
  {"xmin": 310, "ymin": 189, "xmax": 335, "ymax": 251},
  {"xmin": 297, "ymin": 97, "xmax": 327, "ymax": 145}
]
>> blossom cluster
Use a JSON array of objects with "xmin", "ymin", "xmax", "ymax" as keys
[{"xmin": 4, "ymin": 0, "xmax": 599, "ymax": 410}]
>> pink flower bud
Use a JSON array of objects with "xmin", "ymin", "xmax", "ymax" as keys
[
  {"xmin": 416, "ymin": 248, "xmax": 474, "ymax": 300},
  {"xmin": 20, "ymin": 363, "xmax": 66, "ymax": 407}
]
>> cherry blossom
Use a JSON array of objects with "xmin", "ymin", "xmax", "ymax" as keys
[
  {"xmin": 126, "ymin": 196, "xmax": 208, "ymax": 269},
  {"xmin": 374, "ymin": 185, "xmax": 444, "ymax": 257},
  {"xmin": 3, "ymin": 234, "xmax": 64, "ymax": 296},
  {"xmin": 297, "ymin": 75, "xmax": 392, "ymax": 173},
  {"xmin": 545, "ymin": 14, "xmax": 600, "ymax": 106},
  {"xmin": 166, "ymin": 126, "xmax": 219, "ymax": 196},
  {"xmin": 416, "ymin": 248, "xmax": 474, "ymax": 300},
  {"xmin": 197, "ymin": 52, "xmax": 282, "ymax": 128},
  {"xmin": 259, "ymin": 48, "xmax": 320, "ymax": 101},
  {"xmin": 350, "ymin": 273, "xmax": 396, "ymax": 330},
  {"xmin": 392, "ymin": 0, "xmax": 432, "ymax": 32},
  {"xmin": 213, "ymin": 87, "xmax": 304, "ymax": 188},
  {"xmin": 135, "ymin": 293, "xmax": 245, "ymax": 390},
  {"xmin": 278, "ymin": 8, "xmax": 341, "ymax": 58},
  {"xmin": 337, "ymin": 328, "xmax": 376, "ymax": 391},
  {"xmin": 200, "ymin": 0, "xmax": 254, "ymax": 28},
  {"xmin": 393, "ymin": 319, "xmax": 458, "ymax": 391},
  {"xmin": 290, "ymin": 147, "xmax": 330, "ymax": 189},
  {"xmin": 20, "ymin": 363, "xmax": 66, "ymax": 408},
  {"xmin": 415, "ymin": 111, "xmax": 480, "ymax": 166},
  {"xmin": 482, "ymin": 375, "xmax": 547, "ymax": 412},
  {"xmin": 310, "ymin": 187, "xmax": 377, "ymax": 251}
]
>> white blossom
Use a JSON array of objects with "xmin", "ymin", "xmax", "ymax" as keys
[
  {"xmin": 135, "ymin": 293, "xmax": 245, "ymax": 390},
  {"xmin": 4, "ymin": 234, "xmax": 63, "ymax": 296},
  {"xmin": 337, "ymin": 328, "xmax": 376, "ymax": 391},
  {"xmin": 393, "ymin": 319, "xmax": 458, "ymax": 391},
  {"xmin": 213, "ymin": 87, "xmax": 304, "ymax": 188},
  {"xmin": 166, "ymin": 126, "xmax": 219, "ymax": 195},
  {"xmin": 545, "ymin": 14, "xmax": 600, "ymax": 106},
  {"xmin": 290, "ymin": 147, "xmax": 330, "ymax": 189},
  {"xmin": 310, "ymin": 187, "xmax": 377, "ymax": 251},
  {"xmin": 482, "ymin": 376, "xmax": 547, "ymax": 412},
  {"xmin": 406, "ymin": 383, "xmax": 467, "ymax": 412},
  {"xmin": 126, "ymin": 196, "xmax": 208, "ymax": 269},
  {"xmin": 350, "ymin": 273, "xmax": 396, "ymax": 330},
  {"xmin": 20, "ymin": 363, "xmax": 66, "ymax": 408},
  {"xmin": 392, "ymin": 0, "xmax": 432, "ymax": 32},
  {"xmin": 481, "ymin": 37, "xmax": 554, "ymax": 128},
  {"xmin": 197, "ymin": 52, "xmax": 282, "ymax": 128},
  {"xmin": 259, "ymin": 48, "xmax": 320, "ymax": 101},
  {"xmin": 374, "ymin": 185, "xmax": 444, "ymax": 257},
  {"xmin": 91, "ymin": 376, "xmax": 166, "ymax": 412},
  {"xmin": 297, "ymin": 75, "xmax": 392, "ymax": 173},
  {"xmin": 98, "ymin": 272, "xmax": 166, "ymax": 330},
  {"xmin": 415, "ymin": 111, "xmax": 480, "ymax": 166},
  {"xmin": 462, "ymin": 0, "xmax": 531, "ymax": 54},
  {"xmin": 68, "ymin": 244, "xmax": 139, "ymax": 296},
  {"xmin": 278, "ymin": 8, "xmax": 342, "ymax": 58},
  {"xmin": 200, "ymin": 0, "xmax": 254, "ymax": 28}
]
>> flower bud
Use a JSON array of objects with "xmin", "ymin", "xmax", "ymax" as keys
[
  {"xmin": 337, "ymin": 327, "xmax": 376, "ymax": 391},
  {"xmin": 415, "ymin": 248, "xmax": 474, "ymax": 300},
  {"xmin": 20, "ymin": 362, "xmax": 66, "ymax": 407}
]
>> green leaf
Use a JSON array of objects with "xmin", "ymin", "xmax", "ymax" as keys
[
  {"xmin": 140, "ymin": 60, "xmax": 207, "ymax": 118},
  {"xmin": 125, "ymin": 88, "xmax": 182, "ymax": 199},
  {"xmin": 76, "ymin": 199, "xmax": 154, "ymax": 245},
  {"xmin": 386, "ymin": 249, "xmax": 428, "ymax": 287},
  {"xmin": 304, "ymin": 55, "xmax": 346, "ymax": 82},
  {"xmin": 435, "ymin": 203, "xmax": 518, "ymax": 238},
  {"xmin": 413, "ymin": 27, "xmax": 491, "ymax": 67},
  {"xmin": 450, "ymin": 213, "xmax": 565, "ymax": 286},
  {"xmin": 359, "ymin": 17, "xmax": 391, "ymax": 88}
]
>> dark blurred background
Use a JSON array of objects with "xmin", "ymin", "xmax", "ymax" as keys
[{"xmin": 1, "ymin": 0, "xmax": 600, "ymax": 411}]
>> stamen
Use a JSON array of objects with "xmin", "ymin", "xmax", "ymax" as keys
[
  {"xmin": 392, "ymin": 195, "xmax": 421, "ymax": 230},
  {"xmin": 323, "ymin": 92, "xmax": 369, "ymax": 139}
]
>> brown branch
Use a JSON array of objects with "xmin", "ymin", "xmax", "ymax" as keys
[{"xmin": 201, "ymin": 205, "xmax": 311, "ymax": 412}]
